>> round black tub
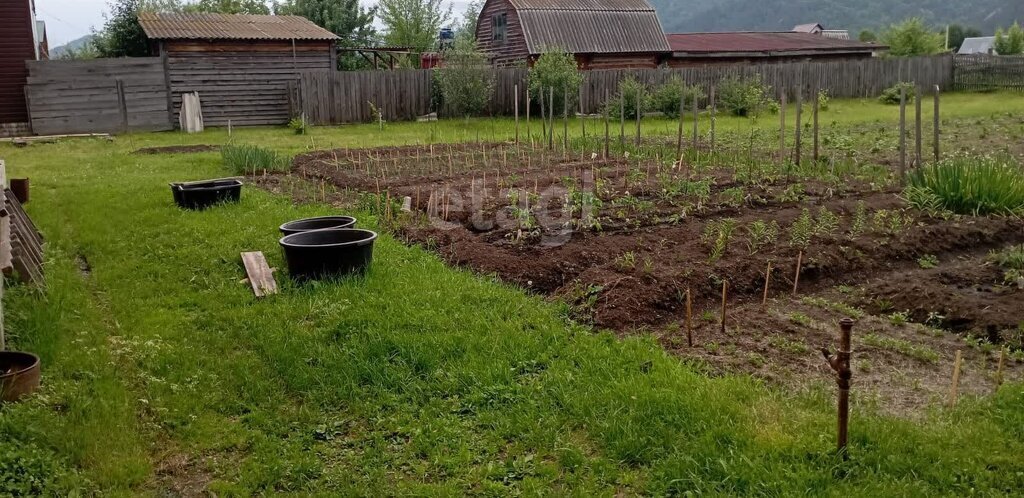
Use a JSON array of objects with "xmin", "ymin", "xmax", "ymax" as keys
[
  {"xmin": 279, "ymin": 216, "xmax": 357, "ymax": 236},
  {"xmin": 280, "ymin": 228, "xmax": 377, "ymax": 280},
  {"xmin": 1, "ymin": 351, "xmax": 41, "ymax": 402},
  {"xmin": 171, "ymin": 179, "xmax": 242, "ymax": 210}
]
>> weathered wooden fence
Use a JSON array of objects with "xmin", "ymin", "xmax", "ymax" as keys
[
  {"xmin": 954, "ymin": 55, "xmax": 1024, "ymax": 91},
  {"xmin": 24, "ymin": 58, "xmax": 173, "ymax": 135},
  {"xmin": 299, "ymin": 55, "xmax": 955, "ymax": 124}
]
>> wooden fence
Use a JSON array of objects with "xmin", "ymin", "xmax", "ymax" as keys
[
  {"xmin": 954, "ymin": 55, "xmax": 1024, "ymax": 91},
  {"xmin": 24, "ymin": 58, "xmax": 173, "ymax": 135},
  {"xmin": 299, "ymin": 55, "xmax": 955, "ymax": 124}
]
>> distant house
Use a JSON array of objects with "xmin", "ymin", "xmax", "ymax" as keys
[
  {"xmin": 958, "ymin": 36, "xmax": 995, "ymax": 55},
  {"xmin": 138, "ymin": 13, "xmax": 338, "ymax": 126},
  {"xmin": 474, "ymin": 0, "xmax": 671, "ymax": 69},
  {"xmin": 665, "ymin": 32, "xmax": 885, "ymax": 67},
  {"xmin": 0, "ymin": 0, "xmax": 46, "ymax": 136},
  {"xmin": 793, "ymin": 23, "xmax": 849, "ymax": 40}
]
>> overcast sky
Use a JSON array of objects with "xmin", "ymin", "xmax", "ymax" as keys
[{"xmin": 37, "ymin": 0, "xmax": 473, "ymax": 47}]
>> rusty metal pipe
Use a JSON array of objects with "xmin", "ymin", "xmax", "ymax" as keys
[{"xmin": 822, "ymin": 317, "xmax": 854, "ymax": 458}]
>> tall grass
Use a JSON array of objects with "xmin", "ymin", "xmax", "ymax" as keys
[
  {"xmin": 907, "ymin": 154, "xmax": 1024, "ymax": 215},
  {"xmin": 221, "ymin": 144, "xmax": 291, "ymax": 175}
]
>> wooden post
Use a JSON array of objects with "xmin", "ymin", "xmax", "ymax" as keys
[
  {"xmin": 563, "ymin": 87, "xmax": 569, "ymax": 153},
  {"xmin": 792, "ymin": 251, "xmax": 803, "ymax": 295},
  {"xmin": 514, "ymin": 84, "xmax": 520, "ymax": 145},
  {"xmin": 996, "ymin": 347, "xmax": 1007, "ymax": 387},
  {"xmin": 720, "ymin": 280, "xmax": 728, "ymax": 334},
  {"xmin": 794, "ymin": 87, "xmax": 802, "ymax": 167},
  {"xmin": 692, "ymin": 93, "xmax": 699, "ymax": 145},
  {"xmin": 579, "ymin": 85, "xmax": 586, "ymax": 141},
  {"xmin": 915, "ymin": 84, "xmax": 923, "ymax": 168},
  {"xmin": 948, "ymin": 350, "xmax": 963, "ymax": 407},
  {"xmin": 709, "ymin": 85, "xmax": 717, "ymax": 155},
  {"xmin": 685, "ymin": 287, "xmax": 693, "ymax": 347},
  {"xmin": 812, "ymin": 88, "xmax": 820, "ymax": 163},
  {"xmin": 539, "ymin": 86, "xmax": 546, "ymax": 143},
  {"xmin": 779, "ymin": 92, "xmax": 787, "ymax": 162},
  {"xmin": 933, "ymin": 85, "xmax": 940, "ymax": 163},
  {"xmin": 762, "ymin": 262, "xmax": 772, "ymax": 306},
  {"xmin": 604, "ymin": 89, "xmax": 610, "ymax": 159},
  {"xmin": 526, "ymin": 86, "xmax": 531, "ymax": 147},
  {"xmin": 619, "ymin": 90, "xmax": 625, "ymax": 146},
  {"xmin": 899, "ymin": 86, "xmax": 907, "ymax": 183},
  {"xmin": 676, "ymin": 92, "xmax": 685, "ymax": 161},
  {"xmin": 115, "ymin": 79, "xmax": 129, "ymax": 134},
  {"xmin": 634, "ymin": 85, "xmax": 642, "ymax": 147},
  {"xmin": 548, "ymin": 87, "xmax": 555, "ymax": 150}
]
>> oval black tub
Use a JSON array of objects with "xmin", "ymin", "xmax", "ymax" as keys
[
  {"xmin": 280, "ymin": 228, "xmax": 377, "ymax": 280},
  {"xmin": 279, "ymin": 216, "xmax": 357, "ymax": 236},
  {"xmin": 171, "ymin": 179, "xmax": 242, "ymax": 210}
]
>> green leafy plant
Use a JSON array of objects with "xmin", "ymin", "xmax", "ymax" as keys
[
  {"xmin": 850, "ymin": 201, "xmax": 868, "ymax": 236},
  {"xmin": 288, "ymin": 116, "xmax": 308, "ymax": 135},
  {"xmin": 604, "ymin": 76, "xmax": 649, "ymax": 119},
  {"xmin": 746, "ymin": 220, "xmax": 779, "ymax": 254},
  {"xmin": 221, "ymin": 144, "xmax": 290, "ymax": 175},
  {"xmin": 917, "ymin": 254, "xmax": 939, "ymax": 269},
  {"xmin": 907, "ymin": 154, "xmax": 1024, "ymax": 215},
  {"xmin": 616, "ymin": 251, "xmax": 638, "ymax": 270},
  {"xmin": 649, "ymin": 76, "xmax": 705, "ymax": 118},
  {"xmin": 717, "ymin": 74, "xmax": 774, "ymax": 117},
  {"xmin": 888, "ymin": 311, "xmax": 911, "ymax": 326},
  {"xmin": 702, "ymin": 218, "xmax": 739, "ymax": 262},
  {"xmin": 788, "ymin": 208, "xmax": 814, "ymax": 248},
  {"xmin": 879, "ymin": 82, "xmax": 916, "ymax": 105},
  {"xmin": 528, "ymin": 50, "xmax": 584, "ymax": 112},
  {"xmin": 436, "ymin": 37, "xmax": 495, "ymax": 118},
  {"xmin": 817, "ymin": 89, "xmax": 831, "ymax": 111},
  {"xmin": 814, "ymin": 207, "xmax": 840, "ymax": 237},
  {"xmin": 862, "ymin": 333, "xmax": 940, "ymax": 363},
  {"xmin": 779, "ymin": 183, "xmax": 805, "ymax": 203}
]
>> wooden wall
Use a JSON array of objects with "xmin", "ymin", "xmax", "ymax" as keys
[
  {"xmin": 475, "ymin": 0, "xmax": 530, "ymax": 66},
  {"xmin": 164, "ymin": 40, "xmax": 333, "ymax": 127},
  {"xmin": 299, "ymin": 54, "xmax": 956, "ymax": 124},
  {"xmin": 0, "ymin": 0, "xmax": 37, "ymax": 129},
  {"xmin": 24, "ymin": 58, "xmax": 172, "ymax": 135},
  {"xmin": 954, "ymin": 55, "xmax": 1024, "ymax": 91}
]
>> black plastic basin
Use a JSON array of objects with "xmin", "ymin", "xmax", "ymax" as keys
[
  {"xmin": 279, "ymin": 216, "xmax": 357, "ymax": 236},
  {"xmin": 280, "ymin": 228, "xmax": 377, "ymax": 280},
  {"xmin": 171, "ymin": 179, "xmax": 242, "ymax": 210}
]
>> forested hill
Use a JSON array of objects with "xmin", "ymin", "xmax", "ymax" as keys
[{"xmin": 650, "ymin": 0, "xmax": 1024, "ymax": 34}]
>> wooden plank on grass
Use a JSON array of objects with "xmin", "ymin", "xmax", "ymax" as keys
[{"xmin": 241, "ymin": 251, "xmax": 278, "ymax": 297}]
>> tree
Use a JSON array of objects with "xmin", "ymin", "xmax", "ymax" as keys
[
  {"xmin": 858, "ymin": 29, "xmax": 877, "ymax": 43},
  {"xmin": 185, "ymin": 0, "xmax": 270, "ymax": 14},
  {"xmin": 946, "ymin": 24, "xmax": 982, "ymax": 51},
  {"xmin": 92, "ymin": 0, "xmax": 152, "ymax": 57},
  {"xmin": 527, "ymin": 50, "xmax": 583, "ymax": 112},
  {"xmin": 378, "ymin": 0, "xmax": 451, "ymax": 57},
  {"xmin": 456, "ymin": 1, "xmax": 481, "ymax": 43},
  {"xmin": 994, "ymin": 22, "xmax": 1024, "ymax": 55},
  {"xmin": 880, "ymin": 18, "xmax": 945, "ymax": 57},
  {"xmin": 434, "ymin": 37, "xmax": 494, "ymax": 118},
  {"xmin": 275, "ymin": 0, "xmax": 377, "ymax": 69}
]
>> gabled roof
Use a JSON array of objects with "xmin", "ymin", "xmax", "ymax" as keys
[
  {"xmin": 958, "ymin": 36, "xmax": 995, "ymax": 54},
  {"xmin": 505, "ymin": 0, "xmax": 671, "ymax": 54},
  {"xmin": 667, "ymin": 32, "xmax": 885, "ymax": 56},
  {"xmin": 793, "ymin": 23, "xmax": 823, "ymax": 33},
  {"xmin": 138, "ymin": 12, "xmax": 339, "ymax": 41}
]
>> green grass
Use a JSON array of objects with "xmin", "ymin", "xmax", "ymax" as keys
[
  {"xmin": 861, "ymin": 334, "xmax": 941, "ymax": 364},
  {"xmin": 907, "ymin": 154, "xmax": 1024, "ymax": 215},
  {"xmin": 1, "ymin": 94, "xmax": 1023, "ymax": 495},
  {"xmin": 221, "ymin": 143, "xmax": 291, "ymax": 175}
]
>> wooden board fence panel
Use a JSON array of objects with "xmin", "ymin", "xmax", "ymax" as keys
[
  {"xmin": 954, "ymin": 55, "xmax": 1024, "ymax": 91},
  {"xmin": 24, "ymin": 58, "xmax": 172, "ymax": 135}
]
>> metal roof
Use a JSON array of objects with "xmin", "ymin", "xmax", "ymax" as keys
[
  {"xmin": 138, "ymin": 13, "xmax": 339, "ymax": 41},
  {"xmin": 512, "ymin": 0, "xmax": 670, "ymax": 54},
  {"xmin": 958, "ymin": 36, "xmax": 995, "ymax": 54},
  {"xmin": 666, "ymin": 32, "xmax": 884, "ymax": 55},
  {"xmin": 792, "ymin": 23, "xmax": 823, "ymax": 33}
]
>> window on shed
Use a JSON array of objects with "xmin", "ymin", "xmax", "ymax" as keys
[{"xmin": 492, "ymin": 13, "xmax": 507, "ymax": 44}]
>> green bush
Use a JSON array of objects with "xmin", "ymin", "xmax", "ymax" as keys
[
  {"xmin": 906, "ymin": 154, "xmax": 1024, "ymax": 215},
  {"xmin": 649, "ymin": 76, "xmax": 705, "ymax": 118},
  {"xmin": 436, "ymin": 37, "xmax": 495, "ymax": 118},
  {"xmin": 717, "ymin": 74, "xmax": 773, "ymax": 117},
  {"xmin": 603, "ymin": 76, "xmax": 649, "ymax": 119},
  {"xmin": 221, "ymin": 144, "xmax": 291, "ymax": 175},
  {"xmin": 528, "ymin": 50, "xmax": 584, "ymax": 113},
  {"xmin": 879, "ymin": 82, "xmax": 917, "ymax": 105}
]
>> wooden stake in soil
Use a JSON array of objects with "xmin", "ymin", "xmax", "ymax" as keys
[
  {"xmin": 915, "ymin": 84, "xmax": 923, "ymax": 168},
  {"xmin": 948, "ymin": 349, "xmax": 963, "ymax": 407},
  {"xmin": 526, "ymin": 86, "xmax": 531, "ymax": 146},
  {"xmin": 692, "ymin": 93, "xmax": 699, "ymax": 145},
  {"xmin": 635, "ymin": 85, "xmax": 642, "ymax": 147},
  {"xmin": 539, "ymin": 86, "xmax": 546, "ymax": 143},
  {"xmin": 792, "ymin": 251, "xmax": 803, "ymax": 295},
  {"xmin": 514, "ymin": 84, "xmax": 520, "ymax": 145},
  {"xmin": 710, "ymin": 84, "xmax": 717, "ymax": 156},
  {"xmin": 762, "ymin": 262, "xmax": 773, "ymax": 306},
  {"xmin": 779, "ymin": 92, "xmax": 787, "ymax": 162},
  {"xmin": 823, "ymin": 318, "xmax": 854, "ymax": 458},
  {"xmin": 549, "ymin": 87, "xmax": 555, "ymax": 150},
  {"xmin": 563, "ymin": 86, "xmax": 569, "ymax": 154},
  {"xmin": 899, "ymin": 86, "xmax": 907, "ymax": 183},
  {"xmin": 720, "ymin": 280, "xmax": 728, "ymax": 334},
  {"xmin": 676, "ymin": 91, "xmax": 685, "ymax": 161},
  {"xmin": 933, "ymin": 85, "xmax": 940, "ymax": 163},
  {"xmin": 619, "ymin": 90, "xmax": 626, "ymax": 146},
  {"xmin": 794, "ymin": 87, "xmax": 803, "ymax": 167},
  {"xmin": 812, "ymin": 88, "xmax": 820, "ymax": 163},
  {"xmin": 604, "ymin": 89, "xmax": 610, "ymax": 159},
  {"xmin": 996, "ymin": 347, "xmax": 1007, "ymax": 387},
  {"xmin": 685, "ymin": 287, "xmax": 693, "ymax": 347}
]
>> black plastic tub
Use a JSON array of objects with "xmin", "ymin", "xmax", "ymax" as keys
[
  {"xmin": 170, "ymin": 179, "xmax": 242, "ymax": 210},
  {"xmin": 279, "ymin": 216, "xmax": 357, "ymax": 236},
  {"xmin": 280, "ymin": 228, "xmax": 377, "ymax": 280}
]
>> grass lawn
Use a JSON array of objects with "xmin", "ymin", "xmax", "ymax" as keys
[{"xmin": 1, "ymin": 93, "xmax": 1023, "ymax": 495}]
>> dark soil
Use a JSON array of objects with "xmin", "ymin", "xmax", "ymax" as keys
[{"xmin": 134, "ymin": 145, "xmax": 220, "ymax": 155}]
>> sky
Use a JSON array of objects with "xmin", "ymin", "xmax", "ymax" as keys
[{"xmin": 36, "ymin": 0, "xmax": 473, "ymax": 48}]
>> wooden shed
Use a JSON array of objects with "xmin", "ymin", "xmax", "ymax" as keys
[
  {"xmin": 0, "ymin": 0, "xmax": 43, "ymax": 137},
  {"xmin": 138, "ymin": 12, "xmax": 338, "ymax": 126},
  {"xmin": 664, "ymin": 32, "xmax": 885, "ymax": 67},
  {"xmin": 474, "ymin": 0, "xmax": 671, "ymax": 69}
]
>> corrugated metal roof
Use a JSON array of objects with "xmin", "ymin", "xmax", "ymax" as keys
[
  {"xmin": 514, "ymin": 0, "xmax": 670, "ymax": 54},
  {"xmin": 792, "ymin": 23, "xmax": 823, "ymax": 33},
  {"xmin": 138, "ymin": 13, "xmax": 339, "ymax": 41},
  {"xmin": 510, "ymin": 0, "xmax": 656, "ymax": 11},
  {"xmin": 666, "ymin": 32, "xmax": 884, "ymax": 54}
]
